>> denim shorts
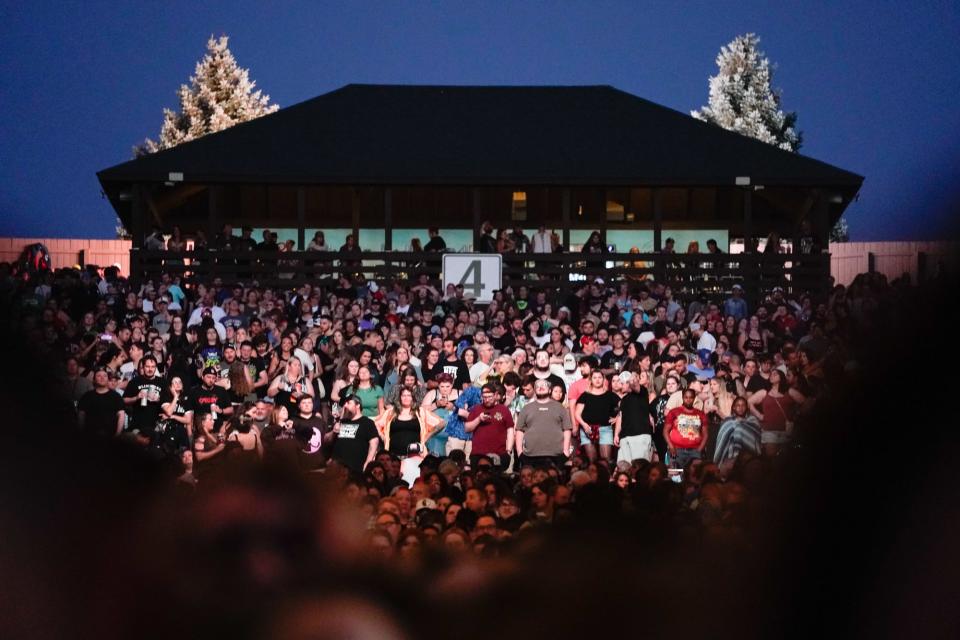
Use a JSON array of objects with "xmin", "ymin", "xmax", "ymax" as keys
[{"xmin": 579, "ymin": 425, "xmax": 614, "ymax": 446}]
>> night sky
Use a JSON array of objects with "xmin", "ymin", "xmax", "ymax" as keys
[{"xmin": 1, "ymin": 1, "xmax": 958, "ymax": 240}]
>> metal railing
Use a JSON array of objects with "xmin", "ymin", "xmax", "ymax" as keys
[{"xmin": 132, "ymin": 249, "xmax": 831, "ymax": 299}]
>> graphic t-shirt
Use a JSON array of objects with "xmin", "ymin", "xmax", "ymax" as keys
[
  {"xmin": 332, "ymin": 416, "xmax": 379, "ymax": 472},
  {"xmin": 188, "ymin": 384, "xmax": 231, "ymax": 428},
  {"xmin": 123, "ymin": 375, "xmax": 165, "ymax": 434},
  {"xmin": 440, "ymin": 359, "xmax": 471, "ymax": 388},
  {"xmin": 665, "ymin": 406, "xmax": 708, "ymax": 448},
  {"xmin": 467, "ymin": 404, "xmax": 514, "ymax": 456}
]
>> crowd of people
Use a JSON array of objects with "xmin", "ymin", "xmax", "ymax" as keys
[
  {"xmin": 3, "ymin": 236, "xmax": 882, "ymax": 567},
  {"xmin": 0, "ymin": 234, "xmax": 947, "ymax": 637}
]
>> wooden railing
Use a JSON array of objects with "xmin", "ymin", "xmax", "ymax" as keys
[{"xmin": 131, "ymin": 249, "xmax": 831, "ymax": 299}]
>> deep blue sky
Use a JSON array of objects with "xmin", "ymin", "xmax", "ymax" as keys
[{"xmin": 1, "ymin": 1, "xmax": 958, "ymax": 240}]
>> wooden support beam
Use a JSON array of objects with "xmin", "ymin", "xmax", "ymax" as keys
[
  {"xmin": 472, "ymin": 188, "xmax": 482, "ymax": 250},
  {"xmin": 351, "ymin": 188, "xmax": 361, "ymax": 241},
  {"xmin": 297, "ymin": 187, "xmax": 305, "ymax": 250},
  {"xmin": 653, "ymin": 188, "xmax": 663, "ymax": 252},
  {"xmin": 743, "ymin": 188, "xmax": 753, "ymax": 252},
  {"xmin": 384, "ymin": 187, "xmax": 393, "ymax": 251}
]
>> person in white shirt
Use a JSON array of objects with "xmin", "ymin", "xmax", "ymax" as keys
[
  {"xmin": 469, "ymin": 343, "xmax": 495, "ymax": 383},
  {"xmin": 691, "ymin": 322, "xmax": 717, "ymax": 353},
  {"xmin": 531, "ymin": 225, "xmax": 553, "ymax": 254}
]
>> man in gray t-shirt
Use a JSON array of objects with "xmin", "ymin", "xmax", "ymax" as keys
[{"xmin": 515, "ymin": 379, "xmax": 573, "ymax": 466}]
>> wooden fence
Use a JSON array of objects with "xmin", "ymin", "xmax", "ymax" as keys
[
  {"xmin": 2, "ymin": 237, "xmax": 955, "ymax": 293},
  {"xmin": 130, "ymin": 248, "xmax": 831, "ymax": 301},
  {"xmin": 829, "ymin": 242, "xmax": 959, "ymax": 286}
]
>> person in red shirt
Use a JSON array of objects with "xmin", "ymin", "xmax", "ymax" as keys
[
  {"xmin": 664, "ymin": 387, "xmax": 709, "ymax": 470},
  {"xmin": 465, "ymin": 383, "xmax": 515, "ymax": 471}
]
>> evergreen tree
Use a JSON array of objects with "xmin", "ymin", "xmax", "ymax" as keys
[
  {"xmin": 135, "ymin": 35, "xmax": 278, "ymax": 156},
  {"xmin": 830, "ymin": 216, "xmax": 850, "ymax": 242},
  {"xmin": 692, "ymin": 33, "xmax": 801, "ymax": 152}
]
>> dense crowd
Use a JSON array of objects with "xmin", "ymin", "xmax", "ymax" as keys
[{"xmin": 1, "ymin": 234, "xmax": 881, "ymax": 564}]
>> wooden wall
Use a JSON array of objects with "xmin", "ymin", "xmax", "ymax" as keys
[
  {"xmin": 830, "ymin": 241, "xmax": 959, "ymax": 286},
  {"xmin": 0, "ymin": 238, "xmax": 131, "ymax": 274}
]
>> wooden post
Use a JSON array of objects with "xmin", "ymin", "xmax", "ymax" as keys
[
  {"xmin": 599, "ymin": 188, "xmax": 608, "ymax": 249},
  {"xmin": 383, "ymin": 187, "xmax": 393, "ymax": 251},
  {"xmin": 918, "ymin": 251, "xmax": 927, "ymax": 283},
  {"xmin": 130, "ymin": 184, "xmax": 145, "ymax": 286},
  {"xmin": 743, "ymin": 188, "xmax": 753, "ymax": 253},
  {"xmin": 207, "ymin": 185, "xmax": 220, "ymax": 247},
  {"xmin": 472, "ymin": 188, "xmax": 482, "ymax": 251},
  {"xmin": 653, "ymin": 188, "xmax": 663, "ymax": 252},
  {"xmin": 867, "ymin": 252, "xmax": 876, "ymax": 274},
  {"xmin": 351, "ymin": 188, "xmax": 361, "ymax": 240},
  {"xmin": 297, "ymin": 187, "xmax": 306, "ymax": 251}
]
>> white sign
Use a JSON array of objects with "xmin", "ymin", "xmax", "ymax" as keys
[{"xmin": 442, "ymin": 254, "xmax": 502, "ymax": 303}]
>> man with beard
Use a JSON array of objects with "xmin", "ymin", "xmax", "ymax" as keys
[
  {"xmin": 189, "ymin": 367, "xmax": 233, "ymax": 430},
  {"xmin": 515, "ymin": 378, "xmax": 573, "ymax": 468},
  {"xmin": 330, "ymin": 394, "xmax": 380, "ymax": 473},
  {"xmin": 465, "ymin": 383, "xmax": 515, "ymax": 471},
  {"xmin": 531, "ymin": 349, "xmax": 565, "ymax": 390},
  {"xmin": 440, "ymin": 337, "xmax": 471, "ymax": 390},
  {"xmin": 122, "ymin": 354, "xmax": 165, "ymax": 445}
]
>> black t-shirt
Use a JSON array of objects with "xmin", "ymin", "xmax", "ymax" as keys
[
  {"xmin": 332, "ymin": 415, "xmax": 379, "ymax": 472},
  {"xmin": 159, "ymin": 388, "xmax": 191, "ymax": 421},
  {"xmin": 188, "ymin": 384, "xmax": 231, "ymax": 427},
  {"xmin": 600, "ymin": 348, "xmax": 629, "ymax": 372},
  {"xmin": 78, "ymin": 389, "xmax": 124, "ymax": 438},
  {"xmin": 746, "ymin": 375, "xmax": 772, "ymax": 393},
  {"xmin": 239, "ymin": 355, "xmax": 267, "ymax": 397},
  {"xmin": 492, "ymin": 332, "xmax": 515, "ymax": 353},
  {"xmin": 618, "ymin": 392, "xmax": 652, "ymax": 438},
  {"xmin": 576, "ymin": 390, "xmax": 621, "ymax": 426},
  {"xmin": 123, "ymin": 375, "xmax": 165, "ymax": 434},
  {"xmin": 424, "ymin": 236, "xmax": 447, "ymax": 252},
  {"xmin": 534, "ymin": 372, "xmax": 566, "ymax": 391},
  {"xmin": 291, "ymin": 414, "xmax": 326, "ymax": 444},
  {"xmin": 439, "ymin": 359, "xmax": 471, "ymax": 388}
]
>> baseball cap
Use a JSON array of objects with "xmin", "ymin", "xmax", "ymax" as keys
[
  {"xmin": 202, "ymin": 366, "xmax": 218, "ymax": 376},
  {"xmin": 697, "ymin": 348, "xmax": 713, "ymax": 364},
  {"xmin": 563, "ymin": 353, "xmax": 577, "ymax": 371},
  {"xmin": 617, "ymin": 371, "xmax": 633, "ymax": 385},
  {"xmin": 637, "ymin": 331, "xmax": 655, "ymax": 348},
  {"xmin": 415, "ymin": 498, "xmax": 437, "ymax": 511},
  {"xmin": 732, "ymin": 283, "xmax": 743, "ymax": 291},
  {"xmin": 689, "ymin": 322, "xmax": 701, "ymax": 332},
  {"xmin": 579, "ymin": 336, "xmax": 594, "ymax": 347}
]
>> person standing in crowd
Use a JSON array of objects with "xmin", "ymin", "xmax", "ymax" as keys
[
  {"xmin": 614, "ymin": 372, "xmax": 654, "ymax": 463},
  {"xmin": 531, "ymin": 224, "xmax": 552, "ymax": 254},
  {"xmin": 724, "ymin": 284, "xmax": 749, "ymax": 322},
  {"xmin": 574, "ymin": 369, "xmax": 620, "ymax": 464},
  {"xmin": 465, "ymin": 383, "xmax": 515, "ymax": 471},
  {"xmin": 423, "ymin": 227, "xmax": 447, "ymax": 253},
  {"xmin": 329, "ymin": 394, "xmax": 380, "ymax": 473},
  {"xmin": 478, "ymin": 221, "xmax": 497, "ymax": 253},
  {"xmin": 77, "ymin": 367, "xmax": 125, "ymax": 438},
  {"xmin": 748, "ymin": 368, "xmax": 805, "ymax": 456},
  {"xmin": 664, "ymin": 387, "xmax": 708, "ymax": 469},
  {"xmin": 122, "ymin": 354, "xmax": 165, "ymax": 445},
  {"xmin": 515, "ymin": 378, "xmax": 573, "ymax": 468},
  {"xmin": 713, "ymin": 396, "xmax": 762, "ymax": 474},
  {"xmin": 190, "ymin": 366, "xmax": 233, "ymax": 430}
]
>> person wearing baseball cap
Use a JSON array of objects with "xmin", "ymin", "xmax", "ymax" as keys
[
  {"xmin": 724, "ymin": 283, "xmax": 749, "ymax": 323},
  {"xmin": 189, "ymin": 366, "xmax": 233, "ymax": 428}
]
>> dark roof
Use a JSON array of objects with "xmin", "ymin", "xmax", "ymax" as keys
[{"xmin": 98, "ymin": 84, "xmax": 863, "ymax": 191}]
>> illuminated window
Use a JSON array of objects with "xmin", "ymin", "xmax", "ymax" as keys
[{"xmin": 511, "ymin": 191, "xmax": 527, "ymax": 221}]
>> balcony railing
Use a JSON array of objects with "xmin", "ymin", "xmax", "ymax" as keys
[{"xmin": 132, "ymin": 249, "xmax": 831, "ymax": 299}]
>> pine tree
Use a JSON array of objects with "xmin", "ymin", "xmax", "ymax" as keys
[
  {"xmin": 692, "ymin": 33, "xmax": 801, "ymax": 152},
  {"xmin": 830, "ymin": 216, "xmax": 850, "ymax": 242},
  {"xmin": 135, "ymin": 35, "xmax": 278, "ymax": 156}
]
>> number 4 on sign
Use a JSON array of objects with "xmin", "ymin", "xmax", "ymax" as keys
[{"xmin": 457, "ymin": 259, "xmax": 485, "ymax": 298}]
